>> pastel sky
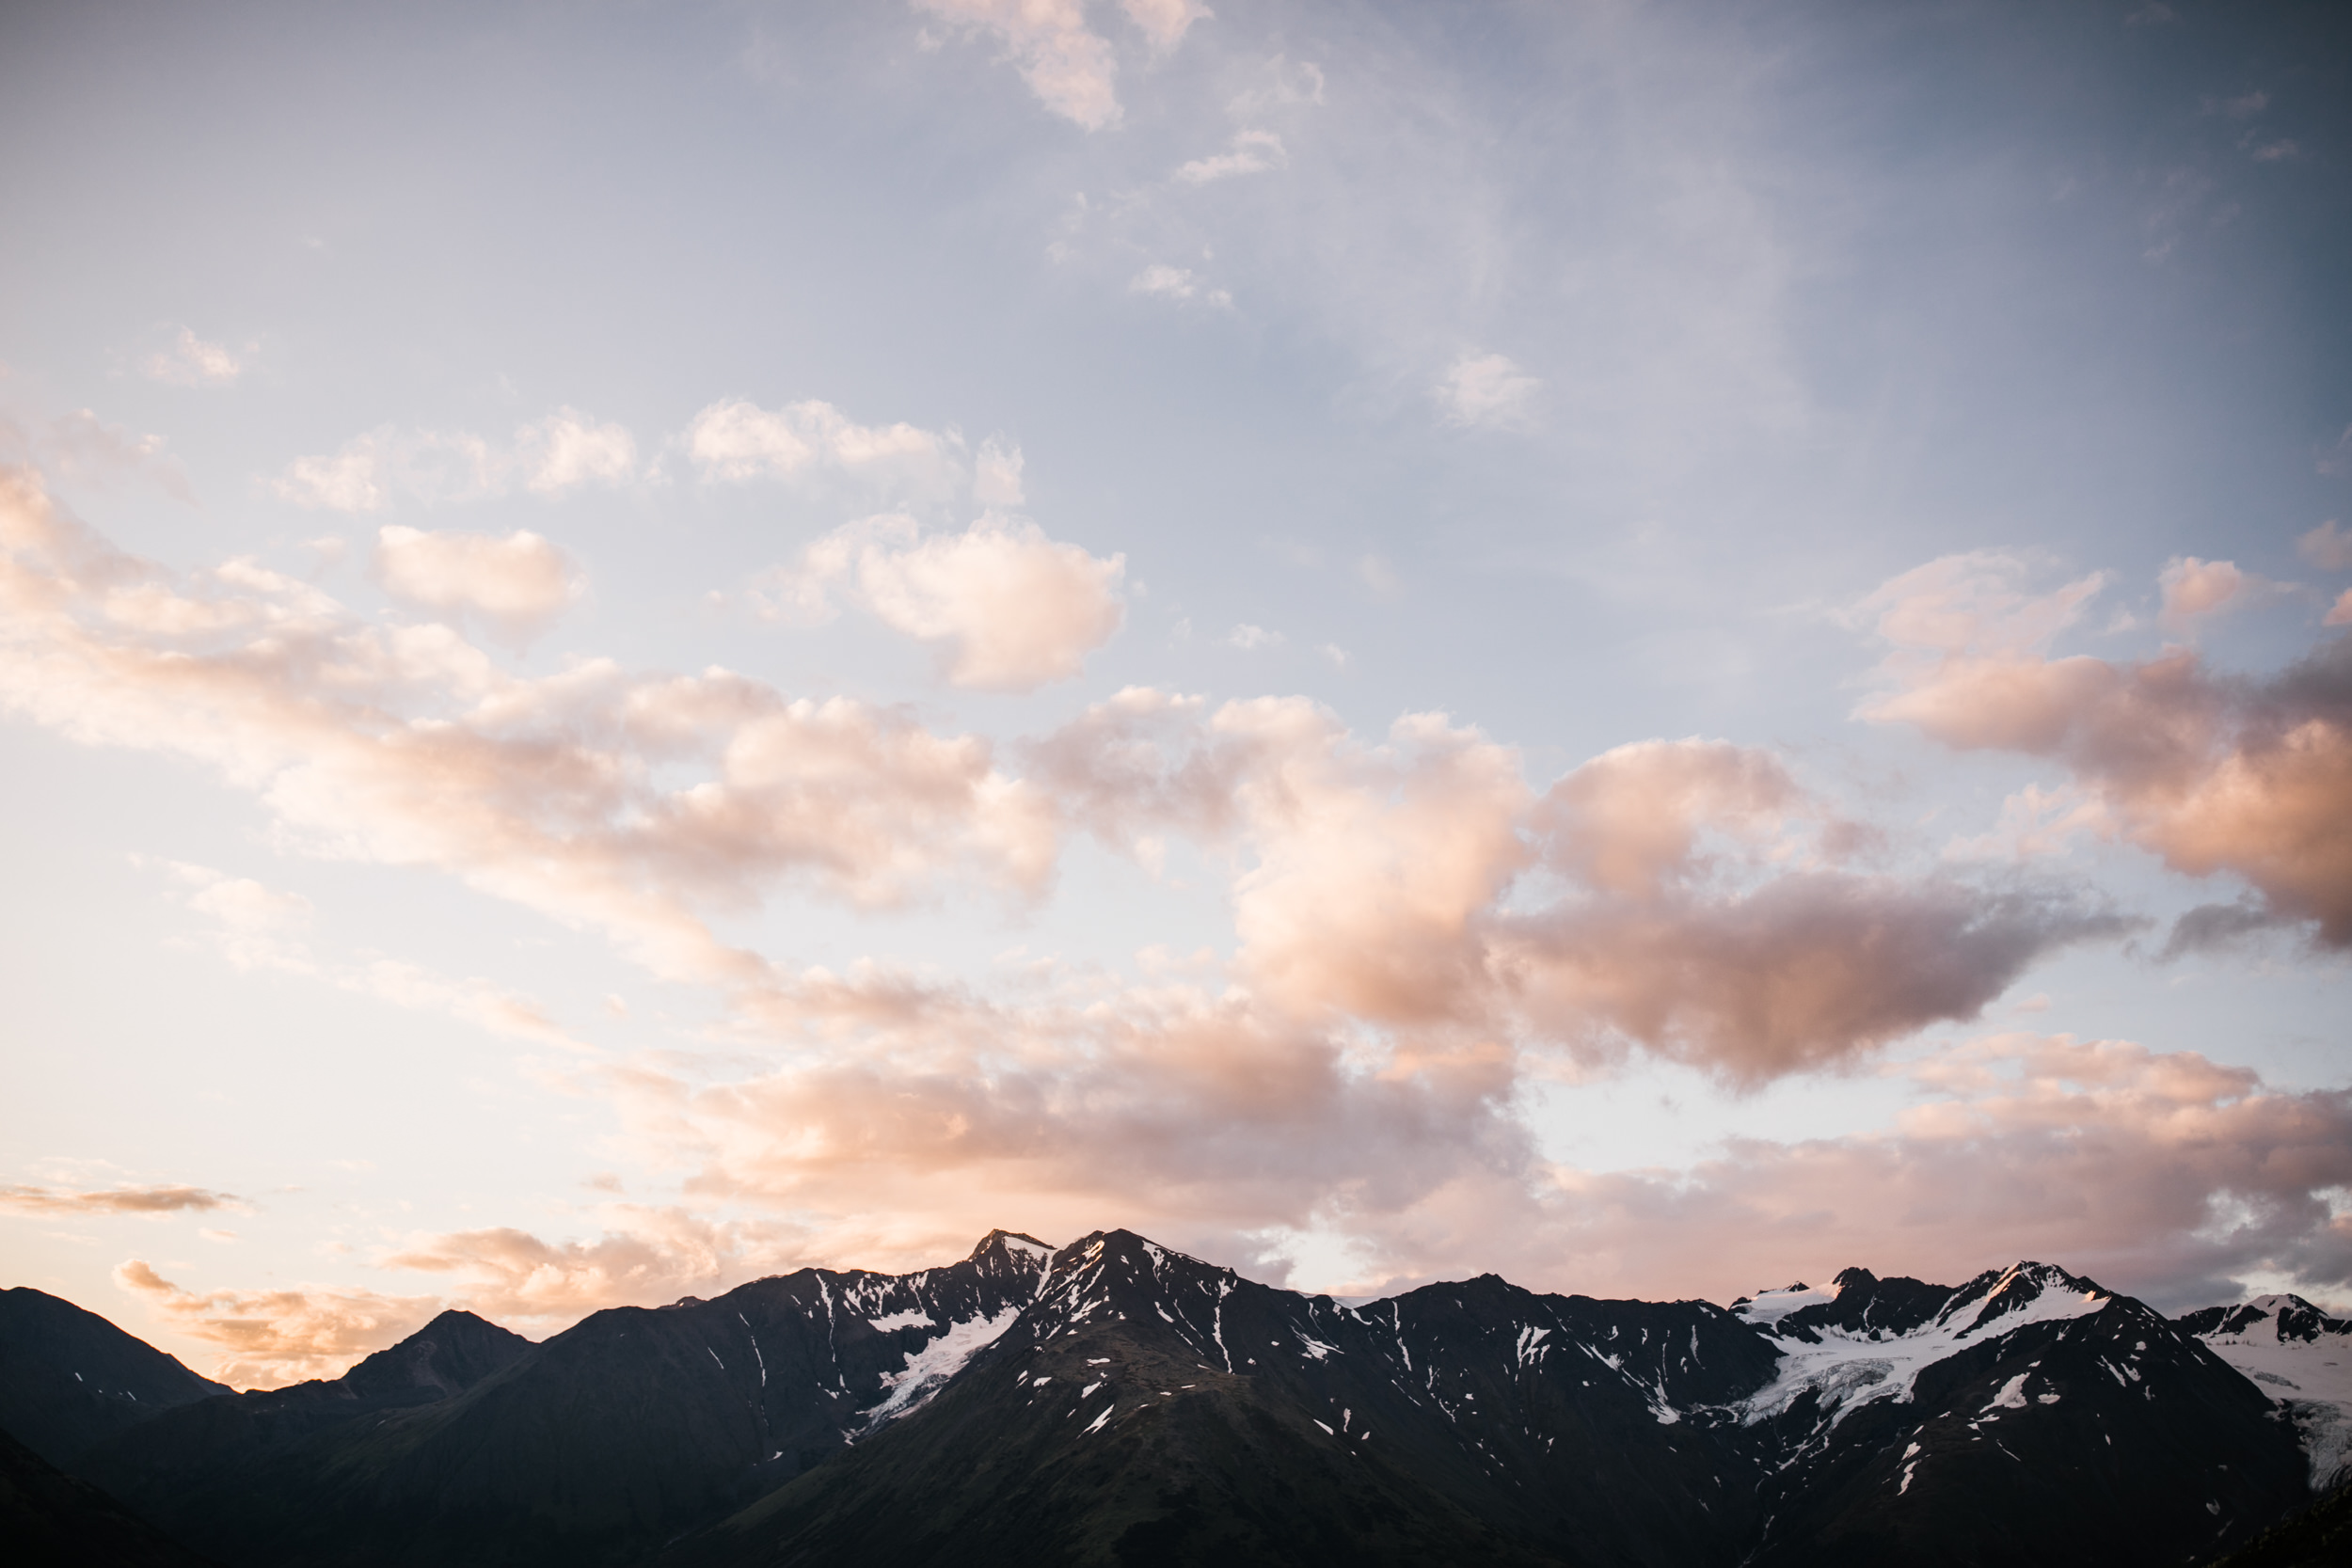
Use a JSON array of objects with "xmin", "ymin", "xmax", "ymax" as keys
[{"xmin": 4, "ymin": 0, "xmax": 2349, "ymax": 1389}]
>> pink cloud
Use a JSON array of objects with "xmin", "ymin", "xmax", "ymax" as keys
[
  {"xmin": 0, "ymin": 465, "xmax": 1053, "ymax": 997},
  {"xmin": 1861, "ymin": 553, "xmax": 2352, "ymax": 944},
  {"xmin": 917, "ymin": 0, "xmax": 1126, "ymax": 131},
  {"xmin": 0, "ymin": 1183, "xmax": 243, "ymax": 1215},
  {"xmin": 373, "ymin": 525, "xmax": 580, "ymax": 643},
  {"xmin": 113, "ymin": 1259, "xmax": 441, "ymax": 1388}
]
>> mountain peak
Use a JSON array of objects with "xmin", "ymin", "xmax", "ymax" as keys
[{"xmin": 969, "ymin": 1228, "xmax": 1056, "ymax": 1263}]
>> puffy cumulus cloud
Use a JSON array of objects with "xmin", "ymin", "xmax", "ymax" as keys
[
  {"xmin": 372, "ymin": 525, "xmax": 581, "ymax": 643},
  {"xmin": 2329, "ymin": 588, "xmax": 2352, "ymax": 628},
  {"xmin": 1025, "ymin": 700, "xmax": 2099, "ymax": 1080},
  {"xmin": 1436, "ymin": 352, "xmax": 1541, "ymax": 430},
  {"xmin": 1488, "ymin": 738, "xmax": 2123, "ymax": 1083},
  {"xmin": 0, "ymin": 1182, "xmax": 244, "ymax": 1215},
  {"xmin": 1176, "ymin": 129, "xmax": 1286, "ymax": 184},
  {"xmin": 754, "ymin": 513, "xmax": 1126, "ymax": 691},
  {"xmin": 683, "ymin": 398, "xmax": 943, "ymax": 486},
  {"xmin": 2156, "ymin": 555, "xmax": 2292, "ymax": 631},
  {"xmin": 1534, "ymin": 738, "xmax": 1803, "ymax": 899},
  {"xmin": 1860, "ymin": 552, "xmax": 2352, "ymax": 945},
  {"xmin": 0, "ymin": 464, "xmax": 1055, "ymax": 1002},
  {"xmin": 915, "ymin": 0, "xmax": 1207, "ymax": 131},
  {"xmin": 1496, "ymin": 878, "xmax": 2127, "ymax": 1084},
  {"xmin": 269, "ymin": 408, "xmax": 636, "ymax": 513},
  {"xmin": 625, "ymin": 982, "xmax": 1534, "ymax": 1277},
  {"xmin": 140, "ymin": 326, "xmax": 246, "ymax": 388},
  {"xmin": 114, "ymin": 1259, "xmax": 440, "ymax": 1388},
  {"xmin": 2158, "ymin": 555, "xmax": 2249, "ymax": 626},
  {"xmin": 2300, "ymin": 520, "xmax": 2352, "ymax": 573}
]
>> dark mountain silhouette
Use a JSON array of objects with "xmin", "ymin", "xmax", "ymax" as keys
[
  {"xmin": 0, "ymin": 1284, "xmax": 228, "ymax": 1467},
  {"xmin": 2, "ymin": 1230, "xmax": 2335, "ymax": 1566},
  {"xmin": 0, "ymin": 1423, "xmax": 217, "ymax": 1567}
]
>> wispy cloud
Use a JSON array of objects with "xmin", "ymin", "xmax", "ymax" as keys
[
  {"xmin": 270, "ymin": 408, "xmax": 636, "ymax": 513},
  {"xmin": 141, "ymin": 326, "xmax": 246, "ymax": 388},
  {"xmin": 1435, "ymin": 351, "xmax": 1539, "ymax": 429}
]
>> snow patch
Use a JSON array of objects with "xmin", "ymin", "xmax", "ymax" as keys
[{"xmin": 861, "ymin": 1304, "xmax": 1024, "ymax": 1428}]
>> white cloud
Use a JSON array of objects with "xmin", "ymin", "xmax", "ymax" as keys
[
  {"xmin": 684, "ymin": 398, "xmax": 942, "ymax": 483},
  {"xmin": 974, "ymin": 439, "xmax": 1025, "ymax": 506},
  {"xmin": 1225, "ymin": 623, "xmax": 1280, "ymax": 651},
  {"xmin": 270, "ymin": 408, "xmax": 637, "ymax": 513},
  {"xmin": 373, "ymin": 525, "xmax": 582, "ymax": 642},
  {"xmin": 272, "ymin": 430, "xmax": 396, "ymax": 512},
  {"xmin": 1436, "ymin": 351, "xmax": 1541, "ymax": 429},
  {"xmin": 516, "ymin": 408, "xmax": 637, "ymax": 495},
  {"xmin": 1176, "ymin": 130, "xmax": 1285, "ymax": 185},
  {"xmin": 757, "ymin": 512, "xmax": 1126, "ymax": 690},
  {"xmin": 1130, "ymin": 264, "xmax": 1232, "ymax": 308},
  {"xmin": 141, "ymin": 327, "xmax": 246, "ymax": 388}
]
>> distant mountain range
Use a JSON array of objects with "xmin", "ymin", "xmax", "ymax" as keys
[{"xmin": 5, "ymin": 1232, "xmax": 2348, "ymax": 1566}]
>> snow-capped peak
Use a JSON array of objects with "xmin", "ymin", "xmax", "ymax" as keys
[{"xmin": 1734, "ymin": 1282, "xmax": 1839, "ymax": 1327}]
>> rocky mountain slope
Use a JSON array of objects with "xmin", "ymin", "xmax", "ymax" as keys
[
  {"xmin": 2181, "ymin": 1294, "xmax": 2352, "ymax": 1492},
  {"xmin": 4, "ymin": 1229, "xmax": 2336, "ymax": 1566},
  {"xmin": 0, "ymin": 1285, "xmax": 228, "ymax": 1467}
]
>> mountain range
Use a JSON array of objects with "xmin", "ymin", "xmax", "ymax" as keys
[{"xmin": 6, "ymin": 1232, "xmax": 2348, "ymax": 1566}]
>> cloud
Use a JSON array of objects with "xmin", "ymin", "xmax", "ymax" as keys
[
  {"xmin": 2156, "ymin": 555, "xmax": 2289, "ymax": 630},
  {"xmin": 1436, "ymin": 352, "xmax": 1540, "ymax": 429},
  {"xmin": 1227, "ymin": 54, "xmax": 1324, "ymax": 118},
  {"xmin": 272, "ymin": 429, "xmax": 396, "ymax": 511},
  {"xmin": 1225, "ymin": 624, "xmax": 1280, "ymax": 651},
  {"xmin": 1027, "ymin": 701, "xmax": 2097, "ymax": 1082},
  {"xmin": 0, "ymin": 465, "xmax": 1057, "ymax": 1003},
  {"xmin": 0, "ymin": 1183, "xmax": 243, "ymax": 1215},
  {"xmin": 270, "ymin": 408, "xmax": 636, "ymax": 512},
  {"xmin": 114, "ymin": 1259, "xmax": 440, "ymax": 1388},
  {"xmin": 2329, "ymin": 589, "xmax": 2352, "ymax": 628},
  {"xmin": 1129, "ymin": 264, "xmax": 1232, "ymax": 307},
  {"xmin": 1119, "ymin": 0, "xmax": 1209, "ymax": 53},
  {"xmin": 1176, "ymin": 130, "xmax": 1285, "ymax": 185},
  {"xmin": 974, "ymin": 439, "xmax": 1025, "ymax": 506},
  {"xmin": 6, "ymin": 410, "xmax": 196, "ymax": 503},
  {"xmin": 376, "ymin": 1207, "xmax": 801, "ymax": 1327},
  {"xmin": 146, "ymin": 858, "xmax": 583, "ymax": 1048},
  {"xmin": 683, "ymin": 398, "xmax": 943, "ymax": 485},
  {"xmin": 915, "ymin": 0, "xmax": 1125, "ymax": 131},
  {"xmin": 372, "ymin": 525, "xmax": 582, "ymax": 643},
  {"xmin": 140, "ymin": 327, "xmax": 246, "ymax": 388},
  {"xmin": 2302, "ymin": 521, "xmax": 2352, "ymax": 573},
  {"xmin": 1498, "ymin": 876, "xmax": 2127, "ymax": 1084},
  {"xmin": 755, "ymin": 513, "xmax": 1126, "ymax": 690},
  {"xmin": 1421, "ymin": 1033, "xmax": 2352, "ymax": 1312},
  {"xmin": 1860, "ymin": 552, "xmax": 2352, "ymax": 944},
  {"xmin": 513, "ymin": 407, "xmax": 636, "ymax": 495},
  {"xmin": 2158, "ymin": 555, "xmax": 2249, "ymax": 625},
  {"xmin": 1, "ymin": 459, "xmax": 2164, "ymax": 1307}
]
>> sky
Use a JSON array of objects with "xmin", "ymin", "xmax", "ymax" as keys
[{"xmin": 1, "ymin": 0, "xmax": 2348, "ymax": 1389}]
